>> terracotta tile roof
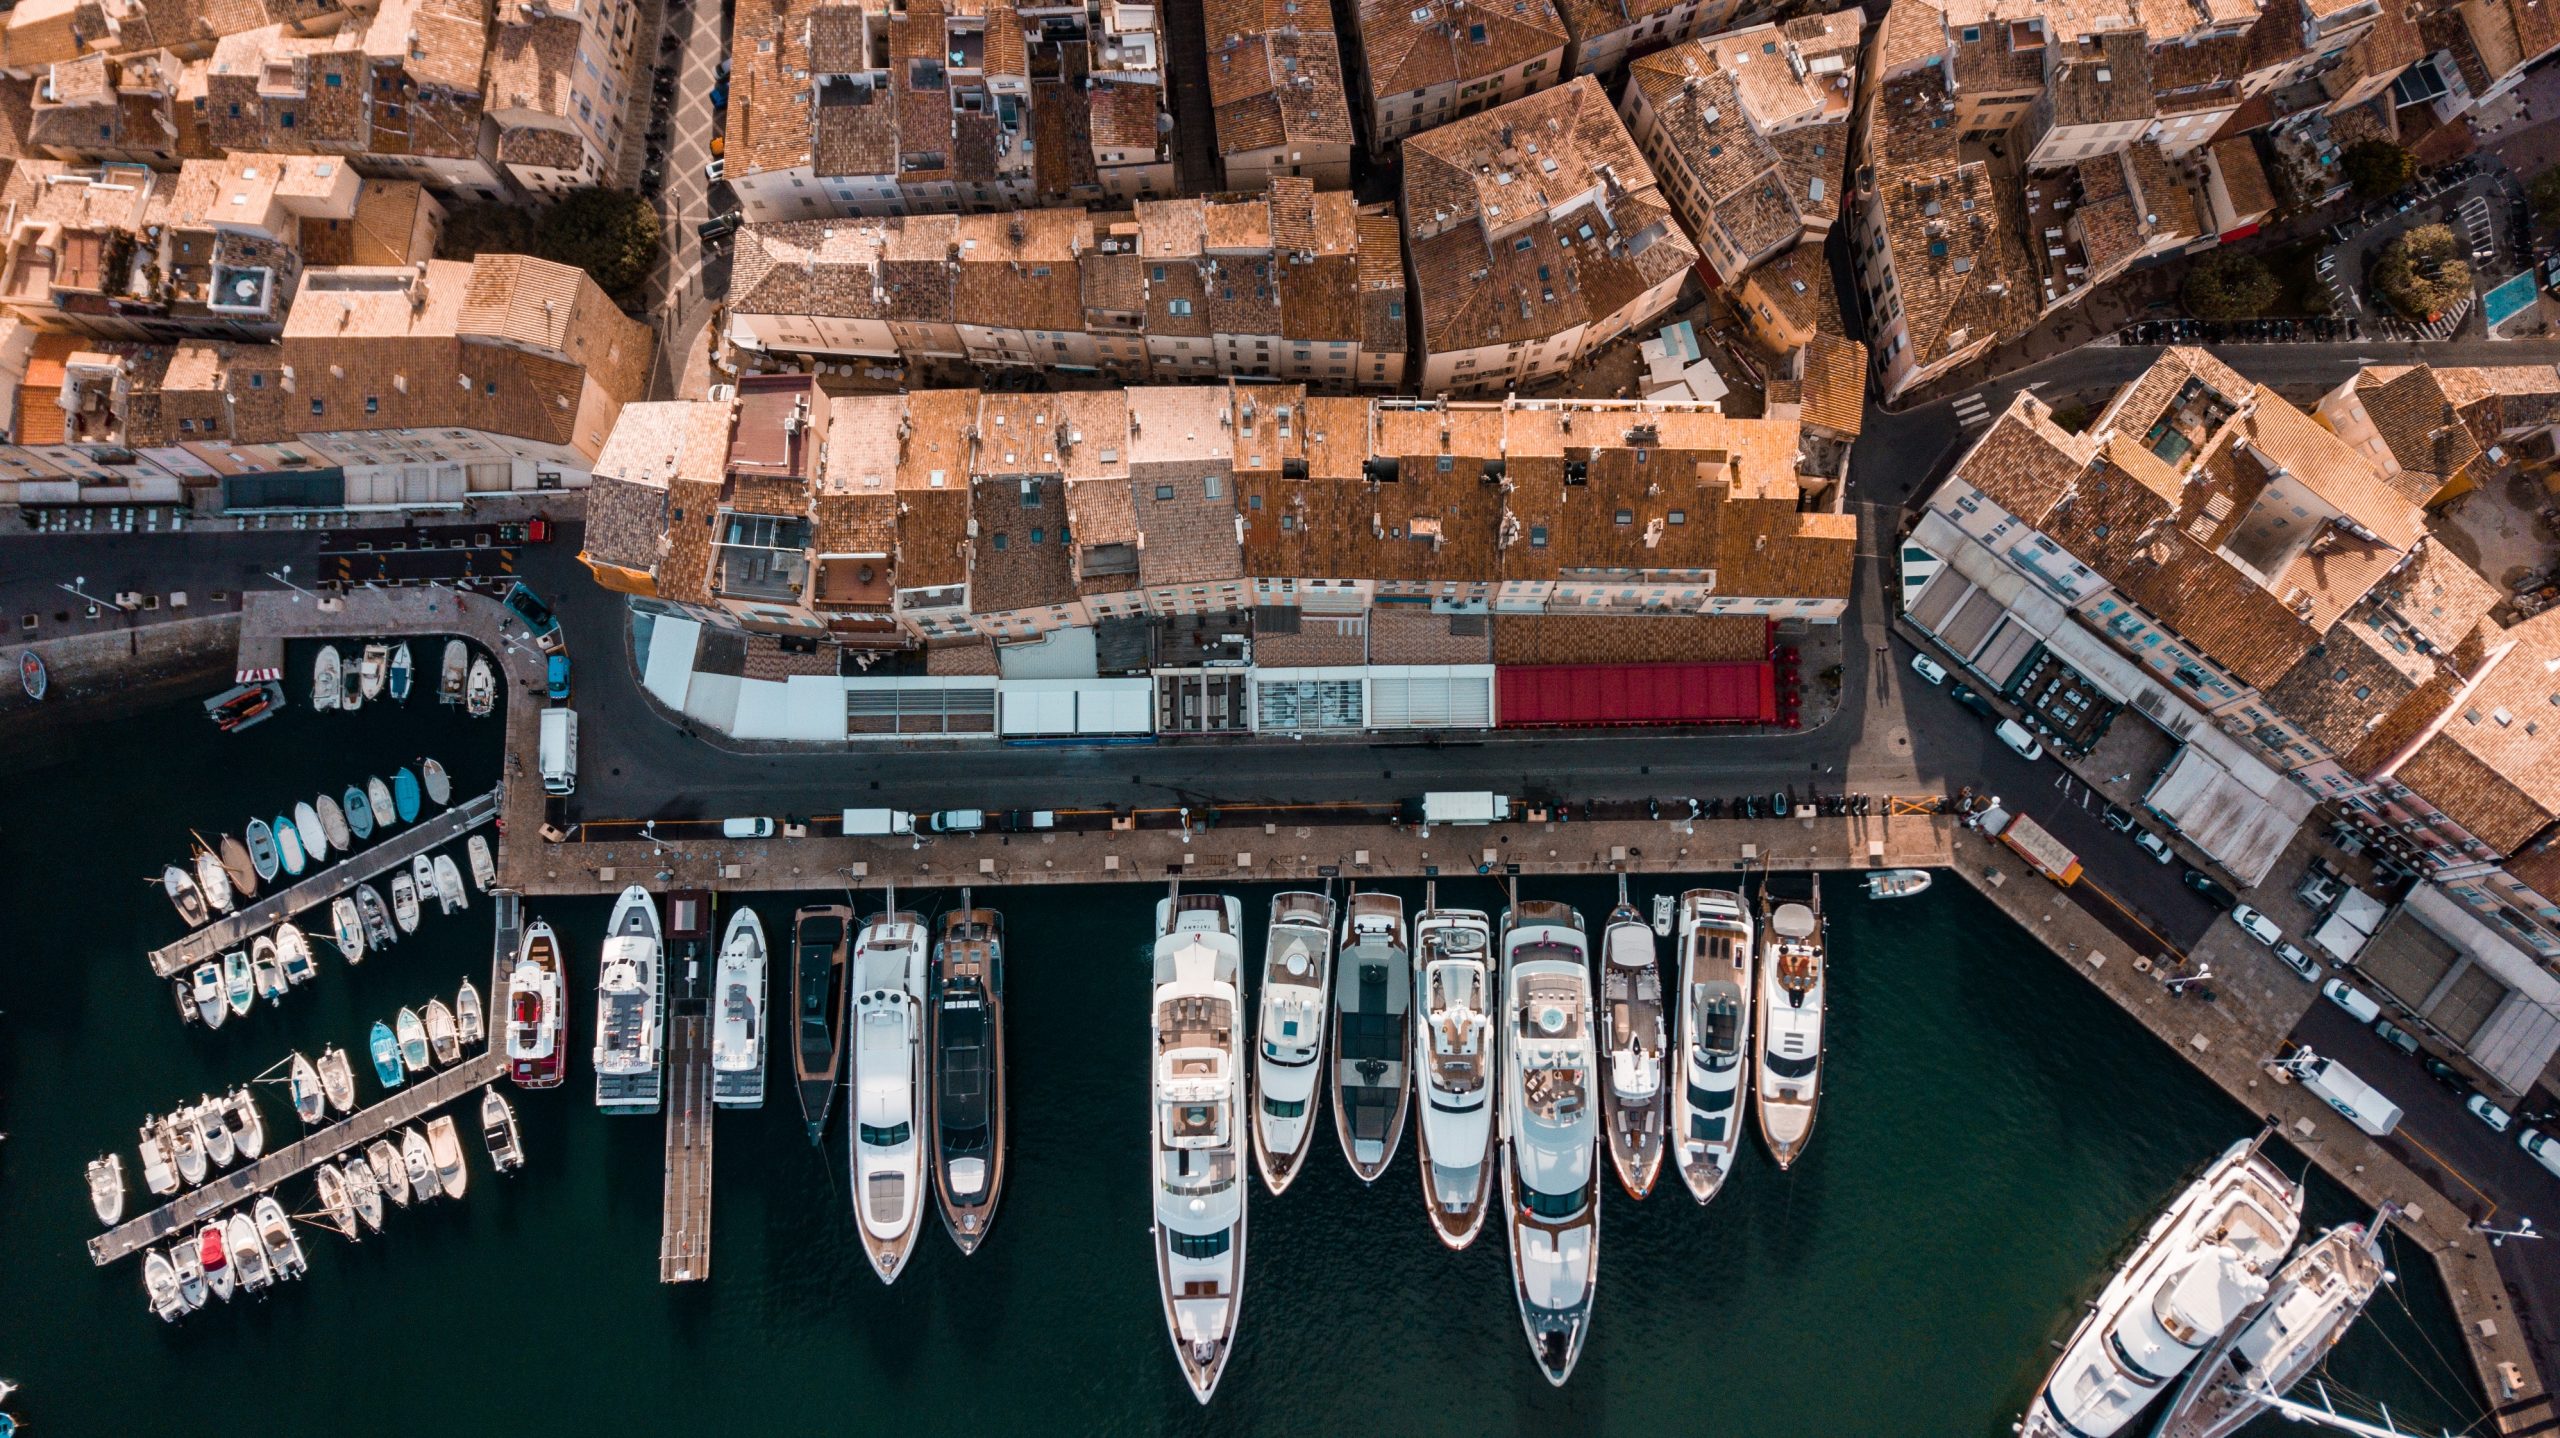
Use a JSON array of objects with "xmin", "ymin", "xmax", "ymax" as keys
[
  {"xmin": 2437, "ymin": 363, "xmax": 2560, "ymax": 444},
  {"xmin": 1867, "ymin": 68, "xmax": 2038, "ymax": 373},
  {"xmin": 2232, "ymin": 395, "xmax": 2424, "ymax": 551},
  {"xmin": 1206, "ymin": 0, "xmax": 1353, "ymax": 159},
  {"xmin": 1738, "ymin": 240, "xmax": 1841, "ymax": 339},
  {"xmin": 1947, "ymin": 398, "xmax": 2096, "ymax": 521},
  {"xmin": 2398, "ymin": 609, "xmax": 2560, "ymax": 853},
  {"xmin": 1354, "ymin": 0, "xmax": 1567, "ymax": 104},
  {"xmin": 2352, "ymin": 365, "xmax": 2481, "ymax": 500},
  {"xmin": 2209, "ymin": 136, "xmax": 2274, "ymax": 221},
  {"xmin": 1876, "ymin": 0, "xmax": 1950, "ymax": 75},
  {"xmin": 1494, "ymin": 613, "xmax": 1769, "ymax": 664},
  {"xmin": 1798, "ymin": 332, "xmax": 1866, "ymax": 437},
  {"xmin": 2046, "ymin": 32, "xmax": 2152, "ymax": 127},
  {"xmin": 1355, "ymin": 201, "xmax": 1407, "ymax": 352}
]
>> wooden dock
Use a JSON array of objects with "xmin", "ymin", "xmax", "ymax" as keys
[
  {"xmin": 658, "ymin": 1002, "xmax": 713, "ymax": 1283},
  {"xmin": 150, "ymin": 788, "xmax": 503, "ymax": 978}
]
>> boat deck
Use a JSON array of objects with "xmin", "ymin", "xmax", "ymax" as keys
[
  {"xmin": 148, "ymin": 788, "xmax": 502, "ymax": 979},
  {"xmin": 660, "ymin": 995, "xmax": 714, "ymax": 1283}
]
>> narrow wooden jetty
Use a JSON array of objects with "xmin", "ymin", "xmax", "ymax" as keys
[
  {"xmin": 659, "ymin": 1000, "xmax": 713, "ymax": 1283},
  {"xmin": 150, "ymin": 787, "xmax": 503, "ymax": 979}
]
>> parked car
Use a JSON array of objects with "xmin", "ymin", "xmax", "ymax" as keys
[
  {"xmin": 1909, "ymin": 653, "xmax": 1948, "ymax": 686},
  {"xmin": 1994, "ymin": 719, "xmax": 2044, "ymax": 761},
  {"xmin": 2272, "ymin": 942, "xmax": 2319, "ymax": 983},
  {"xmin": 2373, "ymin": 1019, "xmax": 2421, "ymax": 1057},
  {"xmin": 2522, "ymin": 1128, "xmax": 2560, "ymax": 1180},
  {"xmin": 2231, "ymin": 904, "xmax": 2281, "ymax": 946},
  {"xmin": 720, "ymin": 817, "xmax": 776, "ymax": 839},
  {"xmin": 2423, "ymin": 1056, "xmax": 2465, "ymax": 1089},
  {"xmin": 2323, "ymin": 978, "xmax": 2382, "ymax": 1024},
  {"xmin": 546, "ymin": 654, "xmax": 571, "ymax": 702},
  {"xmin": 2184, "ymin": 870, "xmax": 2238, "ymax": 910},
  {"xmin": 697, "ymin": 212, "xmax": 743, "ymax": 242},
  {"xmin": 999, "ymin": 809, "xmax": 1058, "ymax": 832},
  {"xmin": 2101, "ymin": 804, "xmax": 2136, "ymax": 834},
  {"xmin": 704, "ymin": 157, "xmax": 726, "ymax": 182},
  {"xmin": 2467, "ymin": 1093, "xmax": 2515, "ymax": 1133},
  {"xmin": 2135, "ymin": 830, "xmax": 2174, "ymax": 864},
  {"xmin": 928, "ymin": 809, "xmax": 987, "ymax": 834},
  {"xmin": 1948, "ymin": 683, "xmax": 1999, "ymax": 720}
]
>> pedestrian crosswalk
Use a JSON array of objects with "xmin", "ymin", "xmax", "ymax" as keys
[{"xmin": 1951, "ymin": 391, "xmax": 1994, "ymax": 428}]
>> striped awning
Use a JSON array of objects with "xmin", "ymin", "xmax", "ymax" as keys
[{"xmin": 235, "ymin": 666, "xmax": 282, "ymax": 683}]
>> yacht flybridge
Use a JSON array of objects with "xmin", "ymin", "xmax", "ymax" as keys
[
  {"xmin": 1753, "ymin": 880, "xmax": 1827, "ymax": 1170},
  {"xmin": 929, "ymin": 899, "xmax": 1007, "ymax": 1255},
  {"xmin": 850, "ymin": 893, "xmax": 929, "ymax": 1285},
  {"xmin": 1499, "ymin": 893, "xmax": 1602, "ymax": 1387},
  {"xmin": 1411, "ymin": 887, "xmax": 1497, "ymax": 1250},
  {"xmin": 1672, "ymin": 887, "xmax": 1754, "ymax": 1203},
  {"xmin": 1251, "ymin": 890, "xmax": 1336, "ymax": 1196},
  {"xmin": 1332, "ymin": 891, "xmax": 1412, "ymax": 1184},
  {"xmin": 1150, "ymin": 889, "xmax": 1248, "ymax": 1405}
]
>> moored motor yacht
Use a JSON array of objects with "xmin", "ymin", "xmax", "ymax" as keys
[
  {"xmin": 426, "ymin": 1115, "xmax": 468, "ymax": 1201},
  {"xmin": 1672, "ymin": 888, "xmax": 1754, "ymax": 1204},
  {"xmin": 1598, "ymin": 878, "xmax": 1666, "ymax": 1200},
  {"xmin": 137, "ymin": 1120, "xmax": 179, "ymax": 1196},
  {"xmin": 144, "ymin": 1250, "xmax": 185, "ymax": 1321},
  {"xmin": 1754, "ymin": 881, "xmax": 1828, "ymax": 1170},
  {"xmin": 275, "ymin": 923, "xmax": 315, "ymax": 986},
  {"xmin": 87, "ymin": 1153, "xmax": 125, "ymax": 1225},
  {"xmin": 197, "ymin": 1096, "xmax": 234, "ymax": 1169},
  {"xmin": 929, "ymin": 901, "xmax": 1007, "ymax": 1255},
  {"xmin": 290, "ymin": 1052, "xmax": 325, "ymax": 1124},
  {"xmin": 711, "ymin": 906, "xmax": 768, "ymax": 1109},
  {"xmin": 329, "ymin": 895, "xmax": 364, "ymax": 963},
  {"xmin": 191, "ymin": 961, "xmax": 228, "ymax": 1029},
  {"xmin": 424, "ymin": 998, "xmax": 459, "ymax": 1066},
  {"xmin": 1332, "ymin": 891, "xmax": 1412, "ymax": 1184},
  {"xmin": 1499, "ymin": 894, "xmax": 1602, "ymax": 1387},
  {"xmin": 169, "ymin": 1105, "xmax": 208, "ymax": 1186},
  {"xmin": 456, "ymin": 978, "xmax": 483, "ymax": 1048},
  {"xmin": 228, "ymin": 1212, "xmax": 272, "ymax": 1294},
  {"xmin": 482, "ymin": 1088, "xmax": 525, "ymax": 1173},
  {"xmin": 171, "ymin": 1237, "xmax": 207, "ymax": 1312},
  {"xmin": 200, "ymin": 1221, "xmax": 234, "ymax": 1302},
  {"xmin": 593, "ymin": 887, "xmax": 666, "ymax": 1114},
  {"xmin": 226, "ymin": 1086, "xmax": 264, "ymax": 1160},
  {"xmin": 2150, "ymin": 1207, "xmax": 2397, "ymax": 1438},
  {"xmin": 255, "ymin": 1194, "xmax": 306, "ymax": 1279},
  {"xmin": 507, "ymin": 919, "xmax": 567, "ymax": 1089},
  {"xmin": 1250, "ymin": 890, "xmax": 1335, "ymax": 1196},
  {"xmin": 850, "ymin": 898, "xmax": 929, "ymax": 1283},
  {"xmin": 402, "ymin": 1126, "xmax": 440, "ymax": 1202},
  {"xmin": 1150, "ymin": 890, "xmax": 1248, "ymax": 1405},
  {"xmin": 1411, "ymin": 890, "xmax": 1496, "ymax": 1250},
  {"xmin": 792, "ymin": 904, "xmax": 852, "ymax": 1142}
]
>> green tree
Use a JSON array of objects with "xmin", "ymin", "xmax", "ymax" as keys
[
  {"xmin": 436, "ymin": 202, "xmax": 535, "ymax": 261},
  {"xmin": 532, "ymin": 188, "xmax": 661, "ymax": 301},
  {"xmin": 2372, "ymin": 223, "xmax": 2472, "ymax": 320},
  {"xmin": 2339, "ymin": 139, "xmax": 2415, "ymax": 202},
  {"xmin": 2529, "ymin": 167, "xmax": 2560, "ymax": 227},
  {"xmin": 2181, "ymin": 249, "xmax": 2280, "ymax": 320}
]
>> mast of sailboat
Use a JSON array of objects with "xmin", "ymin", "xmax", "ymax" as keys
[
  {"xmin": 1615, "ymin": 872, "xmax": 1630, "ymax": 910},
  {"xmin": 2251, "ymin": 1380, "xmax": 2455, "ymax": 1438}
]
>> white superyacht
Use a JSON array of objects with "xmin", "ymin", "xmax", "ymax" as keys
[
  {"xmin": 1754, "ymin": 883, "xmax": 1827, "ymax": 1169},
  {"xmin": 1251, "ymin": 890, "xmax": 1336, "ymax": 1195},
  {"xmin": 711, "ymin": 906, "xmax": 768, "ymax": 1108},
  {"xmin": 1672, "ymin": 887, "xmax": 1754, "ymax": 1203},
  {"xmin": 1332, "ymin": 891, "xmax": 1412, "ymax": 1183},
  {"xmin": 2151, "ymin": 1207, "xmax": 2395, "ymax": 1438},
  {"xmin": 592, "ymin": 886, "xmax": 665, "ymax": 1114},
  {"xmin": 2020, "ymin": 1133, "xmax": 2304, "ymax": 1438},
  {"xmin": 1150, "ymin": 890, "xmax": 1249, "ymax": 1404},
  {"xmin": 850, "ymin": 899, "xmax": 928, "ymax": 1284},
  {"xmin": 1499, "ymin": 895, "xmax": 1602, "ymax": 1387},
  {"xmin": 1411, "ymin": 889, "xmax": 1496, "ymax": 1249}
]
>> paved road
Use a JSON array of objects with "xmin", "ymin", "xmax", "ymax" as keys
[{"xmin": 641, "ymin": 0, "xmax": 730, "ymax": 400}]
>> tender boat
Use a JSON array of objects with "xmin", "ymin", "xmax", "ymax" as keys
[
  {"xmin": 144, "ymin": 1250, "xmax": 185, "ymax": 1321},
  {"xmin": 316, "ymin": 793, "xmax": 352, "ymax": 852},
  {"xmin": 355, "ymin": 882, "xmax": 395, "ymax": 949},
  {"xmin": 274, "ymin": 813, "xmax": 306, "ymax": 877},
  {"xmin": 191, "ymin": 961, "xmax": 229, "ymax": 1028},
  {"xmin": 456, "ymin": 979, "xmax": 484, "ymax": 1048},
  {"xmin": 194, "ymin": 847, "xmax": 234, "ymax": 914},
  {"xmin": 366, "ymin": 778, "xmax": 396, "ymax": 830},
  {"xmin": 594, "ymin": 886, "xmax": 666, "ymax": 1113},
  {"xmin": 2151, "ymin": 1208, "xmax": 2397, "ymax": 1438},
  {"xmin": 255, "ymin": 1194, "xmax": 306, "ymax": 1279},
  {"xmin": 222, "ymin": 951, "xmax": 254, "ymax": 1018},
  {"xmin": 1866, "ymin": 867, "xmax": 1932, "ymax": 899},
  {"xmin": 198, "ymin": 1097, "xmax": 234, "ymax": 1169},
  {"xmin": 1672, "ymin": 889, "xmax": 1754, "ymax": 1204},
  {"xmin": 227, "ymin": 1087, "xmax": 264, "ymax": 1160},
  {"xmin": 410, "ymin": 855, "xmax": 438, "ymax": 917},
  {"xmin": 162, "ymin": 865, "xmax": 208, "ymax": 927},
  {"xmin": 424, "ymin": 999, "xmax": 459, "ymax": 1065},
  {"xmin": 293, "ymin": 800, "xmax": 328, "ymax": 863},
  {"xmin": 507, "ymin": 919, "xmax": 568, "ymax": 1089},
  {"xmin": 161, "ymin": 1116, "xmax": 204, "ymax": 1188},
  {"xmin": 251, "ymin": 935, "xmax": 288, "ymax": 1004},
  {"xmin": 329, "ymin": 896, "xmax": 365, "ymax": 963},
  {"xmin": 402, "ymin": 1127, "xmax": 440, "ymax": 1201},
  {"xmin": 433, "ymin": 854, "xmax": 467, "ymax": 912},
  {"xmin": 341, "ymin": 652, "xmax": 363, "ymax": 710},
  {"xmin": 370, "ymin": 1020, "xmax": 406, "ymax": 1088},
  {"xmin": 206, "ymin": 679, "xmax": 285, "ymax": 733},
  {"xmin": 276, "ymin": 923, "xmax": 316, "ymax": 986},
  {"xmin": 392, "ymin": 768, "xmax": 421, "ymax": 823},
  {"xmin": 200, "ymin": 1222, "xmax": 234, "ymax": 1302},
  {"xmin": 712, "ymin": 906, "xmax": 769, "ymax": 1109},
  {"xmin": 137, "ymin": 1120, "xmax": 178, "ymax": 1196},
  {"xmin": 482, "ymin": 1088, "xmax": 525, "ymax": 1172},
  {"xmin": 367, "ymin": 1139, "xmax": 411, "ymax": 1208},
  {"xmin": 440, "ymin": 639, "xmax": 469, "ymax": 704},
  {"xmin": 1499, "ymin": 895, "xmax": 1602, "ymax": 1387},
  {"xmin": 791, "ymin": 904, "xmax": 852, "ymax": 1142},
  {"xmin": 20, "ymin": 646, "xmax": 45, "ymax": 700},
  {"xmin": 388, "ymin": 642, "xmax": 414, "ymax": 702},
  {"xmin": 422, "ymin": 757, "xmax": 451, "ymax": 807},
  {"xmin": 1599, "ymin": 879, "xmax": 1667, "ymax": 1201},
  {"xmin": 87, "ymin": 1153, "xmax": 125, "ymax": 1225},
  {"xmin": 466, "ymin": 655, "xmax": 495, "ymax": 717},
  {"xmin": 850, "ymin": 900, "xmax": 929, "ymax": 1283},
  {"xmin": 289, "ymin": 1052, "xmax": 325, "ymax": 1124},
  {"xmin": 930, "ymin": 902, "xmax": 1006, "ymax": 1254},
  {"xmin": 390, "ymin": 871, "xmax": 421, "ymax": 933},
  {"xmin": 1412, "ymin": 891, "xmax": 1498, "ymax": 1250},
  {"xmin": 343, "ymin": 1154, "xmax": 384, "ymax": 1232},
  {"xmin": 172, "ymin": 1237, "xmax": 208, "ymax": 1312},
  {"xmin": 228, "ymin": 1212, "xmax": 272, "ymax": 1293},
  {"xmin": 1754, "ymin": 882, "xmax": 1828, "ymax": 1171},
  {"xmin": 245, "ymin": 818, "xmax": 280, "ymax": 883},
  {"xmin": 219, "ymin": 834, "xmax": 259, "ymax": 900},
  {"xmin": 2019, "ymin": 1135, "xmax": 2304, "ymax": 1438},
  {"xmin": 1333, "ymin": 891, "xmax": 1413, "ymax": 1184},
  {"xmin": 1149, "ymin": 890, "xmax": 1249, "ymax": 1405},
  {"xmin": 426, "ymin": 1115, "xmax": 468, "ymax": 1200},
  {"xmin": 467, "ymin": 835, "xmax": 496, "ymax": 891},
  {"xmin": 313, "ymin": 644, "xmax": 342, "ymax": 712},
  {"xmin": 343, "ymin": 786, "xmax": 375, "ymax": 841},
  {"xmin": 318, "ymin": 1046, "xmax": 356, "ymax": 1114},
  {"xmin": 1250, "ymin": 890, "xmax": 1336, "ymax": 1196},
  {"xmin": 396, "ymin": 1006, "xmax": 431, "ymax": 1072},
  {"xmin": 313, "ymin": 1162, "xmax": 358, "ymax": 1241},
  {"xmin": 358, "ymin": 643, "xmax": 388, "ymax": 702}
]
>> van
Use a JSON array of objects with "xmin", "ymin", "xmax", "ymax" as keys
[
  {"xmin": 721, "ymin": 817, "xmax": 776, "ymax": 839},
  {"xmin": 538, "ymin": 708, "xmax": 577, "ymax": 796},
  {"xmin": 928, "ymin": 809, "xmax": 987, "ymax": 834},
  {"xmin": 1994, "ymin": 719, "xmax": 2045, "ymax": 761},
  {"xmin": 2290, "ymin": 1050, "xmax": 2402, "ymax": 1136},
  {"xmin": 840, "ymin": 808, "xmax": 915, "ymax": 837},
  {"xmin": 2521, "ymin": 1128, "xmax": 2560, "ymax": 1180},
  {"xmin": 1420, "ymin": 792, "xmax": 1511, "ymax": 826},
  {"xmin": 2322, "ymin": 978, "xmax": 2382, "ymax": 1025}
]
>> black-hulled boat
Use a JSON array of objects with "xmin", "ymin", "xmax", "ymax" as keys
[
  {"xmin": 930, "ymin": 900, "xmax": 1008, "ymax": 1254},
  {"xmin": 792, "ymin": 904, "xmax": 852, "ymax": 1143}
]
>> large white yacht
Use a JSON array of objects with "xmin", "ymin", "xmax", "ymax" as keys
[
  {"xmin": 592, "ymin": 887, "xmax": 665, "ymax": 1114},
  {"xmin": 1150, "ymin": 890, "xmax": 1249, "ymax": 1405},
  {"xmin": 1412, "ymin": 891, "xmax": 1496, "ymax": 1250},
  {"xmin": 1251, "ymin": 890, "xmax": 1336, "ymax": 1195},
  {"xmin": 1598, "ymin": 878, "xmax": 1666, "ymax": 1199},
  {"xmin": 1672, "ymin": 888, "xmax": 1754, "ymax": 1203},
  {"xmin": 2020, "ymin": 1134, "xmax": 2305, "ymax": 1438},
  {"xmin": 2151, "ymin": 1207, "xmax": 2395, "ymax": 1438},
  {"xmin": 1333, "ymin": 891, "xmax": 1413, "ymax": 1183},
  {"xmin": 850, "ymin": 900, "xmax": 929, "ymax": 1284},
  {"xmin": 711, "ymin": 906, "xmax": 767, "ymax": 1108},
  {"xmin": 1499, "ymin": 896, "xmax": 1602, "ymax": 1387},
  {"xmin": 1753, "ymin": 884, "xmax": 1826, "ymax": 1169}
]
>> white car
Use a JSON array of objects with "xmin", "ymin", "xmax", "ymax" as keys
[
  {"xmin": 2322, "ymin": 978, "xmax": 2381, "ymax": 1024},
  {"xmin": 2521, "ymin": 1128, "xmax": 2560, "ymax": 1180},
  {"xmin": 2272, "ymin": 942, "xmax": 2319, "ymax": 983},
  {"xmin": 720, "ymin": 816, "xmax": 776, "ymax": 839},
  {"xmin": 1994, "ymin": 719, "xmax": 2044, "ymax": 761},
  {"xmin": 2467, "ymin": 1093, "xmax": 2514, "ymax": 1133},
  {"xmin": 704, "ymin": 157, "xmax": 726, "ymax": 182},
  {"xmin": 2231, "ymin": 904, "xmax": 2281, "ymax": 946},
  {"xmin": 1909, "ymin": 653, "xmax": 1948, "ymax": 686},
  {"xmin": 2134, "ymin": 830, "xmax": 2174, "ymax": 864}
]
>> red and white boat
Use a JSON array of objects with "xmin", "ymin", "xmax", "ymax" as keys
[{"xmin": 507, "ymin": 919, "xmax": 567, "ymax": 1088}]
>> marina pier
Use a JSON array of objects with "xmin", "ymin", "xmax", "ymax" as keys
[{"xmin": 660, "ymin": 999, "xmax": 713, "ymax": 1283}]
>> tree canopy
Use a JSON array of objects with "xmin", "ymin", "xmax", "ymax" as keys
[
  {"xmin": 2372, "ymin": 223, "xmax": 2472, "ymax": 321},
  {"xmin": 2181, "ymin": 249, "xmax": 2280, "ymax": 320},
  {"xmin": 2339, "ymin": 140, "xmax": 2415, "ymax": 202},
  {"xmin": 437, "ymin": 189, "xmax": 659, "ymax": 304}
]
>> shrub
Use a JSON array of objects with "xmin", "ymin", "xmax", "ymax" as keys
[{"xmin": 2182, "ymin": 249, "xmax": 2280, "ymax": 320}]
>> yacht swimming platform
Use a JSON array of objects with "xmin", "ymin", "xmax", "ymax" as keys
[{"xmin": 148, "ymin": 788, "xmax": 502, "ymax": 979}]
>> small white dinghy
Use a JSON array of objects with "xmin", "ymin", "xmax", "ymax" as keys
[
  {"xmin": 193, "ymin": 848, "xmax": 234, "ymax": 914},
  {"xmin": 369, "ymin": 1138, "xmax": 411, "ymax": 1208},
  {"xmin": 341, "ymin": 1151, "xmax": 384, "ymax": 1232},
  {"xmin": 318, "ymin": 1046, "xmax": 356, "ymax": 1115},
  {"xmin": 422, "ymin": 758, "xmax": 451, "ymax": 807},
  {"xmin": 228, "ymin": 1212, "xmax": 273, "ymax": 1293},
  {"xmin": 467, "ymin": 834, "xmax": 496, "ymax": 891},
  {"xmin": 87, "ymin": 1153, "xmax": 126, "ymax": 1225},
  {"xmin": 162, "ymin": 865, "xmax": 208, "ymax": 927},
  {"xmin": 289, "ymin": 1052, "xmax": 325, "ymax": 1124},
  {"xmin": 427, "ymin": 1114, "xmax": 469, "ymax": 1200},
  {"xmin": 329, "ymin": 896, "xmax": 365, "ymax": 963},
  {"xmin": 292, "ymin": 801, "xmax": 329, "ymax": 863},
  {"xmin": 366, "ymin": 777, "xmax": 397, "ymax": 830},
  {"xmin": 465, "ymin": 655, "xmax": 495, "ymax": 717},
  {"xmin": 432, "ymin": 854, "xmax": 467, "ymax": 914},
  {"xmin": 389, "ymin": 870, "xmax": 421, "ymax": 933},
  {"xmin": 1865, "ymin": 868, "xmax": 1933, "ymax": 900},
  {"xmin": 317, "ymin": 793, "xmax": 353, "ymax": 852},
  {"xmin": 313, "ymin": 645, "xmax": 342, "ymax": 712},
  {"xmin": 222, "ymin": 952, "xmax": 254, "ymax": 1019},
  {"xmin": 402, "ymin": 1127, "xmax": 440, "ymax": 1201},
  {"xmin": 424, "ymin": 998, "xmax": 460, "ymax": 1066},
  {"xmin": 455, "ymin": 979, "xmax": 484, "ymax": 1047},
  {"xmin": 276, "ymin": 923, "xmax": 316, "ymax": 985},
  {"xmin": 440, "ymin": 639, "xmax": 468, "ymax": 704},
  {"xmin": 227, "ymin": 1086, "xmax": 265, "ymax": 1160},
  {"xmin": 358, "ymin": 643, "xmax": 388, "ymax": 702},
  {"xmin": 313, "ymin": 1162, "xmax": 359, "ymax": 1241}
]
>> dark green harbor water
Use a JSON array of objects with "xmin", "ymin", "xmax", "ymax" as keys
[{"xmin": 0, "ymin": 672, "xmax": 2489, "ymax": 1436}]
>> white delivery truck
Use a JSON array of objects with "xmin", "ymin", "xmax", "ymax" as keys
[
  {"xmin": 1419, "ymin": 792, "xmax": 1511, "ymax": 826},
  {"xmin": 2285, "ymin": 1048, "xmax": 2402, "ymax": 1137},
  {"xmin": 841, "ymin": 808, "xmax": 916, "ymax": 837},
  {"xmin": 539, "ymin": 708, "xmax": 577, "ymax": 795}
]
